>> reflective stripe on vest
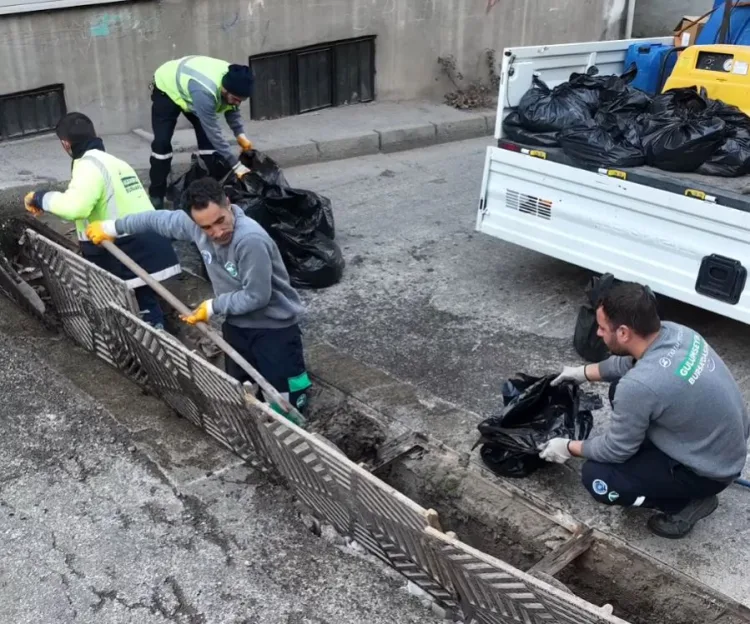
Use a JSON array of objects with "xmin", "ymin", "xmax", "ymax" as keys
[
  {"xmin": 176, "ymin": 56, "xmax": 219, "ymax": 104},
  {"xmin": 74, "ymin": 153, "xmax": 118, "ymax": 241}
]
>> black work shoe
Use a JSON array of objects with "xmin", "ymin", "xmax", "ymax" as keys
[
  {"xmin": 150, "ymin": 196, "xmax": 165, "ymax": 210},
  {"xmin": 647, "ymin": 495, "xmax": 719, "ymax": 539}
]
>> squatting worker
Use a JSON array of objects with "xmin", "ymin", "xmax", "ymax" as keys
[
  {"xmin": 84, "ymin": 177, "xmax": 312, "ymax": 415},
  {"xmin": 24, "ymin": 112, "xmax": 181, "ymax": 329},
  {"xmin": 149, "ymin": 56, "xmax": 255, "ymax": 210},
  {"xmin": 540, "ymin": 282, "xmax": 749, "ymax": 539}
]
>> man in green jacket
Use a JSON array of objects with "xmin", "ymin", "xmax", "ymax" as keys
[
  {"xmin": 25, "ymin": 112, "xmax": 181, "ymax": 328},
  {"xmin": 149, "ymin": 56, "xmax": 255, "ymax": 209}
]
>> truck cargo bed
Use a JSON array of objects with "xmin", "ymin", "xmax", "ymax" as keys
[{"xmin": 498, "ymin": 139, "xmax": 750, "ymax": 212}]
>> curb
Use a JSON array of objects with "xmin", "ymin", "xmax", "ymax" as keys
[{"xmin": 132, "ymin": 112, "xmax": 496, "ymax": 169}]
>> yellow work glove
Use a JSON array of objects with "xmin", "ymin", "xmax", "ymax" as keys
[
  {"xmin": 180, "ymin": 300, "xmax": 213, "ymax": 325},
  {"xmin": 237, "ymin": 134, "xmax": 253, "ymax": 152},
  {"xmin": 24, "ymin": 191, "xmax": 43, "ymax": 217},
  {"xmin": 85, "ymin": 220, "xmax": 118, "ymax": 245}
]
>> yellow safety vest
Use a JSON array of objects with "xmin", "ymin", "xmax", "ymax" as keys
[
  {"xmin": 154, "ymin": 56, "xmax": 235, "ymax": 114},
  {"xmin": 46, "ymin": 150, "xmax": 155, "ymax": 241}
]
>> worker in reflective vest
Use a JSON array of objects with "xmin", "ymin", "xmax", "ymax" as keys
[
  {"xmin": 24, "ymin": 112, "xmax": 181, "ymax": 329},
  {"xmin": 149, "ymin": 56, "xmax": 255, "ymax": 209}
]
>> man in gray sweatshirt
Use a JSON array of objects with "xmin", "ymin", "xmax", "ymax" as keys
[
  {"xmin": 86, "ymin": 177, "xmax": 311, "ymax": 414},
  {"xmin": 541, "ymin": 282, "xmax": 749, "ymax": 538}
]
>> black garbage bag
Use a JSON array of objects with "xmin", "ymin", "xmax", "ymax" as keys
[
  {"xmin": 227, "ymin": 151, "xmax": 343, "ymax": 289},
  {"xmin": 559, "ymin": 122, "xmax": 645, "ymax": 168},
  {"xmin": 642, "ymin": 115, "xmax": 726, "ymax": 172},
  {"xmin": 573, "ymin": 273, "xmax": 617, "ymax": 362},
  {"xmin": 517, "ymin": 76, "xmax": 592, "ymax": 133},
  {"xmin": 568, "ymin": 65, "xmax": 642, "ymax": 114},
  {"xmin": 167, "ymin": 154, "xmax": 212, "ymax": 212},
  {"xmin": 648, "ymin": 87, "xmax": 707, "ymax": 117},
  {"xmin": 476, "ymin": 374, "xmax": 594, "ymax": 479},
  {"xmin": 697, "ymin": 127, "xmax": 750, "ymax": 177},
  {"xmin": 502, "ymin": 111, "xmax": 560, "ymax": 147},
  {"xmin": 704, "ymin": 97, "xmax": 750, "ymax": 131}
]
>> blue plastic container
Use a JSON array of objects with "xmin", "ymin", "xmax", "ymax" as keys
[
  {"xmin": 623, "ymin": 43, "xmax": 678, "ymax": 95},
  {"xmin": 698, "ymin": 2, "xmax": 750, "ymax": 46}
]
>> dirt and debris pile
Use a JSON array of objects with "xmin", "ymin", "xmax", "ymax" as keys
[
  {"xmin": 506, "ymin": 66, "xmax": 750, "ymax": 176},
  {"xmin": 0, "ymin": 216, "xmax": 67, "ymax": 326}
]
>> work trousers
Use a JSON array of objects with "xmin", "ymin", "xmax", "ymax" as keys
[
  {"xmin": 149, "ymin": 87, "xmax": 219, "ymax": 201},
  {"xmin": 581, "ymin": 382, "xmax": 731, "ymax": 514},
  {"xmin": 222, "ymin": 322, "xmax": 312, "ymax": 413}
]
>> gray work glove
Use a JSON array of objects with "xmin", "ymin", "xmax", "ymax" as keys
[{"xmin": 551, "ymin": 365, "xmax": 588, "ymax": 386}]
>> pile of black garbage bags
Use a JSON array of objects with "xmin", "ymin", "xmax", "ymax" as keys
[
  {"xmin": 170, "ymin": 151, "xmax": 345, "ymax": 289},
  {"xmin": 504, "ymin": 66, "xmax": 750, "ymax": 177}
]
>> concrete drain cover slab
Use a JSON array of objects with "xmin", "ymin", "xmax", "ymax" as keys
[
  {"xmin": 423, "ymin": 527, "xmax": 626, "ymax": 624},
  {"xmin": 109, "ymin": 306, "xmax": 267, "ymax": 467},
  {"xmin": 25, "ymin": 230, "xmax": 144, "ymax": 380}
]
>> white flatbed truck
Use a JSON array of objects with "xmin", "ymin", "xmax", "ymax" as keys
[{"xmin": 476, "ymin": 37, "xmax": 750, "ymax": 324}]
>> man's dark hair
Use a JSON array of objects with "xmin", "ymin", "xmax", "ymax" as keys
[
  {"xmin": 184, "ymin": 177, "xmax": 227, "ymax": 214},
  {"xmin": 55, "ymin": 112, "xmax": 97, "ymax": 143},
  {"xmin": 598, "ymin": 282, "xmax": 661, "ymax": 337}
]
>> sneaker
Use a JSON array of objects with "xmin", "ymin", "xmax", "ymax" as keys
[
  {"xmin": 647, "ymin": 495, "xmax": 719, "ymax": 539},
  {"xmin": 150, "ymin": 196, "xmax": 165, "ymax": 211}
]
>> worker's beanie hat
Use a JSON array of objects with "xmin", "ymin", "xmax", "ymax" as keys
[{"xmin": 222, "ymin": 64, "xmax": 254, "ymax": 98}]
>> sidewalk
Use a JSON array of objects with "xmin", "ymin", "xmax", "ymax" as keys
[{"xmin": 0, "ymin": 101, "xmax": 494, "ymax": 192}]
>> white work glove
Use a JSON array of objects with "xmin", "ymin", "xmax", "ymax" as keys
[
  {"xmin": 551, "ymin": 365, "xmax": 588, "ymax": 386},
  {"xmin": 539, "ymin": 438, "xmax": 572, "ymax": 464},
  {"xmin": 232, "ymin": 161, "xmax": 251, "ymax": 178}
]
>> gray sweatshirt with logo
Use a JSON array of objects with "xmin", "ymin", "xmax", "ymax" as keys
[
  {"xmin": 115, "ymin": 206, "xmax": 305, "ymax": 329},
  {"xmin": 582, "ymin": 322, "xmax": 749, "ymax": 480}
]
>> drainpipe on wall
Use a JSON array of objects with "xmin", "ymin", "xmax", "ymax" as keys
[{"xmin": 625, "ymin": 0, "xmax": 636, "ymax": 38}]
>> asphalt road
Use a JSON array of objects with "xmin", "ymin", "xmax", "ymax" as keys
[{"xmin": 0, "ymin": 304, "xmax": 442, "ymax": 624}]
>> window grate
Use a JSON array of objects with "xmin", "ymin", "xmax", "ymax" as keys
[
  {"xmin": 0, "ymin": 84, "xmax": 66, "ymax": 141},
  {"xmin": 506, "ymin": 189, "xmax": 552, "ymax": 220},
  {"xmin": 249, "ymin": 36, "xmax": 375, "ymax": 120}
]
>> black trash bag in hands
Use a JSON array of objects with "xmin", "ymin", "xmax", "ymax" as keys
[
  {"xmin": 517, "ymin": 76, "xmax": 592, "ymax": 133},
  {"xmin": 476, "ymin": 374, "xmax": 594, "ymax": 479},
  {"xmin": 227, "ymin": 151, "xmax": 344, "ymax": 289},
  {"xmin": 502, "ymin": 111, "xmax": 560, "ymax": 147},
  {"xmin": 697, "ymin": 126, "xmax": 750, "ymax": 177},
  {"xmin": 559, "ymin": 122, "xmax": 645, "ymax": 168},
  {"xmin": 573, "ymin": 273, "xmax": 618, "ymax": 362},
  {"xmin": 642, "ymin": 115, "xmax": 726, "ymax": 172}
]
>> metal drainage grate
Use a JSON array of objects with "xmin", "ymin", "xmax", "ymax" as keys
[
  {"xmin": 506, "ymin": 189, "xmax": 552, "ymax": 220},
  {"xmin": 0, "ymin": 84, "xmax": 66, "ymax": 141}
]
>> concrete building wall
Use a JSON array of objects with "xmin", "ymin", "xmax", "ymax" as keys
[
  {"xmin": 633, "ymin": 0, "xmax": 713, "ymax": 37},
  {"xmin": 0, "ymin": 0, "xmax": 626, "ymax": 135}
]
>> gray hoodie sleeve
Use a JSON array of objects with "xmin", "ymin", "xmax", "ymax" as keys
[
  {"xmin": 598, "ymin": 355, "xmax": 636, "ymax": 382},
  {"xmin": 582, "ymin": 378, "xmax": 657, "ymax": 463},
  {"xmin": 212, "ymin": 234, "xmax": 273, "ymax": 316},
  {"xmin": 224, "ymin": 108, "xmax": 245, "ymax": 138},
  {"xmin": 115, "ymin": 210, "xmax": 199, "ymax": 242},
  {"xmin": 188, "ymin": 81, "xmax": 238, "ymax": 167}
]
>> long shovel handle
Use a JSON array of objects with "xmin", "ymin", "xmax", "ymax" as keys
[{"xmin": 100, "ymin": 239, "xmax": 306, "ymax": 426}]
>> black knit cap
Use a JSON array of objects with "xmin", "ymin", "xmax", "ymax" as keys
[{"xmin": 221, "ymin": 64, "xmax": 254, "ymax": 98}]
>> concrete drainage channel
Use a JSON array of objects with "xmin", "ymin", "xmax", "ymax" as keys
[
  {"xmin": 306, "ymin": 376, "xmax": 750, "ymax": 624},
  {"xmin": 1, "ymin": 217, "xmax": 749, "ymax": 624}
]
